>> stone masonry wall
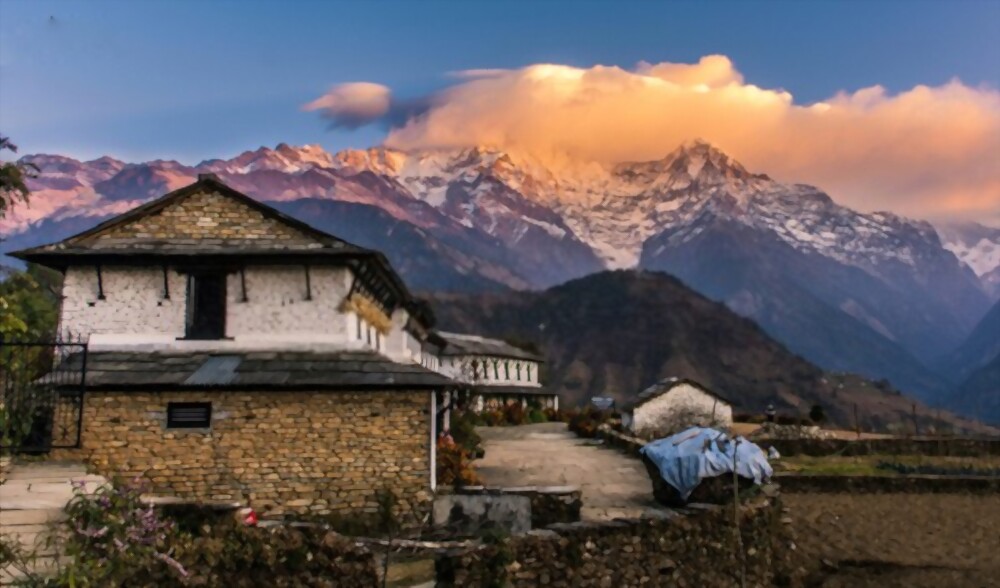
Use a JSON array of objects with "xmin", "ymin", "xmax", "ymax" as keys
[
  {"xmin": 436, "ymin": 496, "xmax": 781, "ymax": 587},
  {"xmin": 80, "ymin": 189, "xmax": 316, "ymax": 247},
  {"xmin": 53, "ymin": 390, "xmax": 432, "ymax": 518}
]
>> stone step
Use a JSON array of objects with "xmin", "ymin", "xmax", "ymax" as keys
[
  {"xmin": 4, "ymin": 466, "xmax": 89, "ymax": 477},
  {"xmin": 0, "ymin": 492, "xmax": 78, "ymax": 510},
  {"xmin": 2, "ymin": 474, "xmax": 101, "ymax": 484},
  {"xmin": 0, "ymin": 508, "xmax": 66, "ymax": 526}
]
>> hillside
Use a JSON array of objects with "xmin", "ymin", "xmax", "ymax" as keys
[
  {"xmin": 941, "ymin": 299, "xmax": 1000, "ymax": 382},
  {"xmin": 952, "ymin": 355, "xmax": 1000, "ymax": 424},
  {"xmin": 431, "ymin": 270, "xmax": 987, "ymax": 431}
]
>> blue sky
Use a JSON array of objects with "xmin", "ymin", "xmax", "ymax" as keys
[{"xmin": 1, "ymin": 0, "xmax": 998, "ymax": 163}]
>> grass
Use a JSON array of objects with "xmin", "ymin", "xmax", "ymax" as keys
[
  {"xmin": 384, "ymin": 557, "xmax": 436, "ymax": 587},
  {"xmin": 775, "ymin": 455, "xmax": 999, "ymax": 476}
]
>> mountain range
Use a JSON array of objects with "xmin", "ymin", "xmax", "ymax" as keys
[{"xmin": 2, "ymin": 141, "xmax": 997, "ymax": 418}]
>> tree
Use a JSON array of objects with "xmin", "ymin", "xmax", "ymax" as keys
[{"xmin": 0, "ymin": 135, "xmax": 37, "ymax": 219}]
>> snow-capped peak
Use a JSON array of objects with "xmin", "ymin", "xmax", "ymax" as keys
[{"xmin": 199, "ymin": 143, "xmax": 336, "ymax": 175}]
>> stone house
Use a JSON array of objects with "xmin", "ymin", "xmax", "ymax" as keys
[
  {"xmin": 11, "ymin": 174, "xmax": 461, "ymax": 517},
  {"xmin": 434, "ymin": 332, "xmax": 557, "ymax": 422},
  {"xmin": 623, "ymin": 378, "xmax": 733, "ymax": 437}
]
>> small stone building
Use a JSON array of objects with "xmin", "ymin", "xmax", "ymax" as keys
[
  {"xmin": 624, "ymin": 378, "xmax": 733, "ymax": 437},
  {"xmin": 435, "ymin": 332, "xmax": 558, "ymax": 418},
  {"xmin": 12, "ymin": 175, "xmax": 456, "ymax": 517}
]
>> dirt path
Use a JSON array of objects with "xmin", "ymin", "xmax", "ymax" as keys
[
  {"xmin": 474, "ymin": 422, "xmax": 662, "ymax": 520},
  {"xmin": 784, "ymin": 493, "xmax": 1000, "ymax": 587}
]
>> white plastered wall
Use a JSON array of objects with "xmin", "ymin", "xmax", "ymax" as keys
[
  {"xmin": 59, "ymin": 264, "xmax": 367, "ymax": 351},
  {"xmin": 631, "ymin": 383, "xmax": 733, "ymax": 435}
]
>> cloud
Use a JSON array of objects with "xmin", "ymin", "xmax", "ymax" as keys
[
  {"xmin": 302, "ymin": 82, "xmax": 392, "ymax": 129},
  {"xmin": 307, "ymin": 56, "xmax": 1000, "ymax": 224}
]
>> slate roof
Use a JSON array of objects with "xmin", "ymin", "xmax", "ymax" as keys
[
  {"xmin": 625, "ymin": 378, "xmax": 733, "ymax": 412},
  {"xmin": 470, "ymin": 385, "xmax": 556, "ymax": 397},
  {"xmin": 10, "ymin": 176, "xmax": 368, "ymax": 259},
  {"xmin": 51, "ymin": 350, "xmax": 454, "ymax": 391},
  {"xmin": 437, "ymin": 332, "xmax": 543, "ymax": 361}
]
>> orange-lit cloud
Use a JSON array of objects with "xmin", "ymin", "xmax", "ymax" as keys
[
  {"xmin": 307, "ymin": 55, "xmax": 1000, "ymax": 224},
  {"xmin": 303, "ymin": 82, "xmax": 392, "ymax": 129}
]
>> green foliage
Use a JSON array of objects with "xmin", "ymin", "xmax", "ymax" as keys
[
  {"xmin": 436, "ymin": 441, "xmax": 481, "ymax": 488},
  {"xmin": 0, "ymin": 265, "xmax": 63, "ymax": 451},
  {"xmin": 479, "ymin": 528, "xmax": 513, "ymax": 588},
  {"xmin": 566, "ymin": 406, "xmax": 613, "ymax": 438},
  {"xmin": 528, "ymin": 408, "xmax": 548, "ymax": 423},
  {"xmin": 0, "ymin": 136, "xmax": 36, "ymax": 220},
  {"xmin": 450, "ymin": 410, "xmax": 483, "ymax": 455},
  {"xmin": 14, "ymin": 480, "xmax": 379, "ymax": 586},
  {"xmin": 0, "ymin": 264, "xmax": 62, "ymax": 340}
]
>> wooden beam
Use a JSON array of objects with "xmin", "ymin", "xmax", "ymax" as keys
[{"xmin": 96, "ymin": 265, "xmax": 106, "ymax": 300}]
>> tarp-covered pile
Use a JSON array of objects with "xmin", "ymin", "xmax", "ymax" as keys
[{"xmin": 639, "ymin": 427, "xmax": 773, "ymax": 500}]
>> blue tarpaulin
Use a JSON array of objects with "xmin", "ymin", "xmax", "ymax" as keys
[{"xmin": 639, "ymin": 427, "xmax": 773, "ymax": 500}]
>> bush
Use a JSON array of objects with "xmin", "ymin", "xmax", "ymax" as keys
[
  {"xmin": 26, "ymin": 479, "xmax": 382, "ymax": 586},
  {"xmin": 502, "ymin": 403, "xmax": 527, "ymax": 426},
  {"xmin": 527, "ymin": 409, "xmax": 547, "ymax": 423},
  {"xmin": 450, "ymin": 410, "xmax": 483, "ymax": 455},
  {"xmin": 436, "ymin": 441, "xmax": 481, "ymax": 488},
  {"xmin": 809, "ymin": 404, "xmax": 826, "ymax": 424},
  {"xmin": 566, "ymin": 406, "xmax": 612, "ymax": 438}
]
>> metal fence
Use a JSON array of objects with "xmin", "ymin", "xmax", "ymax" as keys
[{"xmin": 0, "ymin": 337, "xmax": 87, "ymax": 452}]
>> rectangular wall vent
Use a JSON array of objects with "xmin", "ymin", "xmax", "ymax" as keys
[{"xmin": 166, "ymin": 402, "xmax": 212, "ymax": 429}]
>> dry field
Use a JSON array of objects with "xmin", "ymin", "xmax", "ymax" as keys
[{"xmin": 786, "ymin": 493, "xmax": 1000, "ymax": 587}]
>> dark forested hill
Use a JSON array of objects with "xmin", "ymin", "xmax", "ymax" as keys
[{"xmin": 431, "ymin": 270, "xmax": 989, "ymax": 431}]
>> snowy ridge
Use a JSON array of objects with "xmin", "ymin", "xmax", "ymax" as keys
[{"xmin": 10, "ymin": 140, "xmax": 993, "ymax": 292}]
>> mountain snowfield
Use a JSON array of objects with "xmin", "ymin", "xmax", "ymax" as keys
[{"xmin": 3, "ymin": 141, "xmax": 997, "ymax": 412}]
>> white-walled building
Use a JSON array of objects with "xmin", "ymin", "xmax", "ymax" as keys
[
  {"xmin": 11, "ymin": 174, "xmax": 514, "ymax": 516},
  {"xmin": 624, "ymin": 378, "xmax": 733, "ymax": 437},
  {"xmin": 435, "ymin": 332, "xmax": 558, "ymax": 416}
]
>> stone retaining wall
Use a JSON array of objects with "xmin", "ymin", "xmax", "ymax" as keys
[
  {"xmin": 776, "ymin": 473, "xmax": 1000, "ymax": 494},
  {"xmin": 598, "ymin": 425, "xmax": 1000, "ymax": 460},
  {"xmin": 50, "ymin": 390, "xmax": 432, "ymax": 519},
  {"xmin": 451, "ymin": 486, "xmax": 583, "ymax": 528},
  {"xmin": 435, "ymin": 496, "xmax": 781, "ymax": 587}
]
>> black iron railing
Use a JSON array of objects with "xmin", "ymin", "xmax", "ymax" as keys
[{"xmin": 0, "ymin": 336, "xmax": 87, "ymax": 452}]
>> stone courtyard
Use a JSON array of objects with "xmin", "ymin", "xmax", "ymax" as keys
[{"xmin": 474, "ymin": 422, "xmax": 662, "ymax": 520}]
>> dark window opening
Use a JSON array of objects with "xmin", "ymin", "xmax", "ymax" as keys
[
  {"xmin": 166, "ymin": 402, "xmax": 212, "ymax": 429},
  {"xmin": 186, "ymin": 273, "xmax": 226, "ymax": 339}
]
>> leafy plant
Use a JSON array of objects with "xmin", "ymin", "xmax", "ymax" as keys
[
  {"xmin": 49, "ymin": 478, "xmax": 187, "ymax": 586},
  {"xmin": 436, "ymin": 441, "xmax": 481, "ymax": 488}
]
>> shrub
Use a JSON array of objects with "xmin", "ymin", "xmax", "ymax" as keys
[
  {"xmin": 480, "ymin": 409, "xmax": 505, "ymax": 427},
  {"xmin": 809, "ymin": 404, "xmax": 826, "ymax": 424},
  {"xmin": 502, "ymin": 403, "xmax": 527, "ymax": 426},
  {"xmin": 436, "ymin": 441, "xmax": 481, "ymax": 487},
  {"xmin": 50, "ymin": 478, "xmax": 185, "ymax": 586},
  {"xmin": 32, "ymin": 479, "xmax": 381, "ymax": 586},
  {"xmin": 450, "ymin": 410, "xmax": 483, "ymax": 455},
  {"xmin": 527, "ymin": 409, "xmax": 547, "ymax": 423},
  {"xmin": 566, "ymin": 406, "xmax": 613, "ymax": 438}
]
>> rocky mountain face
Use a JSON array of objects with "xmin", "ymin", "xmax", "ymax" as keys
[
  {"xmin": 942, "ymin": 299, "xmax": 1000, "ymax": 383},
  {"xmin": 431, "ymin": 271, "xmax": 991, "ymax": 430},
  {"xmin": 936, "ymin": 221, "xmax": 1000, "ymax": 300},
  {"xmin": 4, "ymin": 141, "xmax": 995, "ymax": 411},
  {"xmin": 953, "ymin": 354, "xmax": 1000, "ymax": 425}
]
